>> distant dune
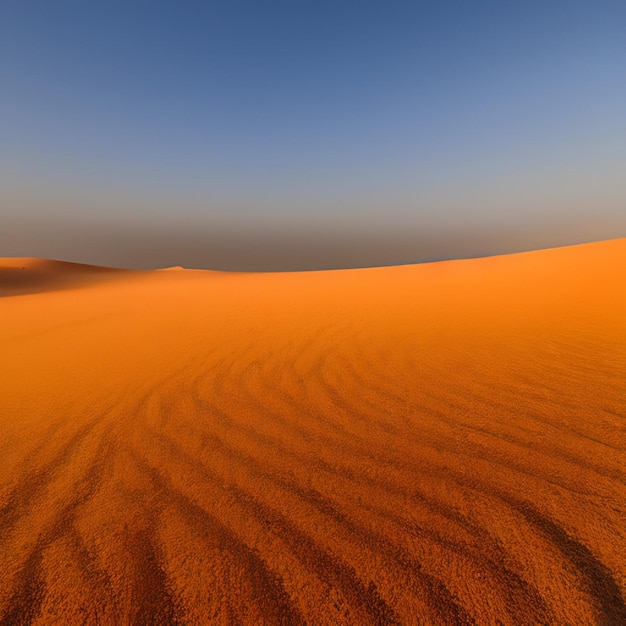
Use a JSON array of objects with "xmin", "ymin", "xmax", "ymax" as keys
[
  {"xmin": 0, "ymin": 258, "xmax": 131, "ymax": 297},
  {"xmin": 0, "ymin": 239, "xmax": 624, "ymax": 624}
]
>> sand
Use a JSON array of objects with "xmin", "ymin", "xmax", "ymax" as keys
[
  {"xmin": 0, "ymin": 259, "xmax": 129, "ymax": 298},
  {"xmin": 0, "ymin": 239, "xmax": 624, "ymax": 625}
]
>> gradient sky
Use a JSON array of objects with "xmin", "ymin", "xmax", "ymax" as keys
[{"xmin": 2, "ymin": 1, "xmax": 625, "ymax": 270}]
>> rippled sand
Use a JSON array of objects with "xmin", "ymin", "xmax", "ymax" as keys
[{"xmin": 0, "ymin": 239, "xmax": 624, "ymax": 624}]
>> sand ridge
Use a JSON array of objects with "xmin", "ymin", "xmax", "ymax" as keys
[
  {"xmin": 0, "ymin": 258, "xmax": 133, "ymax": 298},
  {"xmin": 0, "ymin": 239, "xmax": 624, "ymax": 624}
]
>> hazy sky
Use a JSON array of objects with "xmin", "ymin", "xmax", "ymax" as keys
[{"xmin": 2, "ymin": 1, "xmax": 625, "ymax": 270}]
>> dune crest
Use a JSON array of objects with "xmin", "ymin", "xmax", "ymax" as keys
[{"xmin": 0, "ymin": 239, "xmax": 624, "ymax": 624}]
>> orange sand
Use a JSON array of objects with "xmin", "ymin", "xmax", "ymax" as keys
[{"xmin": 0, "ymin": 239, "xmax": 624, "ymax": 624}]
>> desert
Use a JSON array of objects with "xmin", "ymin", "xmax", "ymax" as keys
[{"xmin": 0, "ymin": 238, "xmax": 624, "ymax": 624}]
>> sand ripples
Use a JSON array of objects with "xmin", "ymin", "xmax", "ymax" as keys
[{"xmin": 0, "ymin": 241, "xmax": 624, "ymax": 624}]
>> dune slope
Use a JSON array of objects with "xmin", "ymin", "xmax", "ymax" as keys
[
  {"xmin": 0, "ymin": 258, "xmax": 131, "ymax": 297},
  {"xmin": 0, "ymin": 239, "xmax": 624, "ymax": 625}
]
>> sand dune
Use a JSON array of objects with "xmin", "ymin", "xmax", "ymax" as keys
[
  {"xmin": 0, "ymin": 258, "xmax": 131, "ymax": 298},
  {"xmin": 0, "ymin": 239, "xmax": 624, "ymax": 624}
]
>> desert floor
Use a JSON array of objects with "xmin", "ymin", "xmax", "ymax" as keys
[{"xmin": 0, "ymin": 239, "xmax": 624, "ymax": 625}]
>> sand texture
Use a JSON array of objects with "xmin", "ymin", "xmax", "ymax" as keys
[{"xmin": 0, "ymin": 240, "xmax": 625, "ymax": 625}]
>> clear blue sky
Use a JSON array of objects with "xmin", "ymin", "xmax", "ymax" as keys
[{"xmin": 2, "ymin": 1, "xmax": 625, "ymax": 269}]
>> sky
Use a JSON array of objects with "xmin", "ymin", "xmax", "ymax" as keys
[{"xmin": 1, "ymin": 0, "xmax": 625, "ymax": 270}]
